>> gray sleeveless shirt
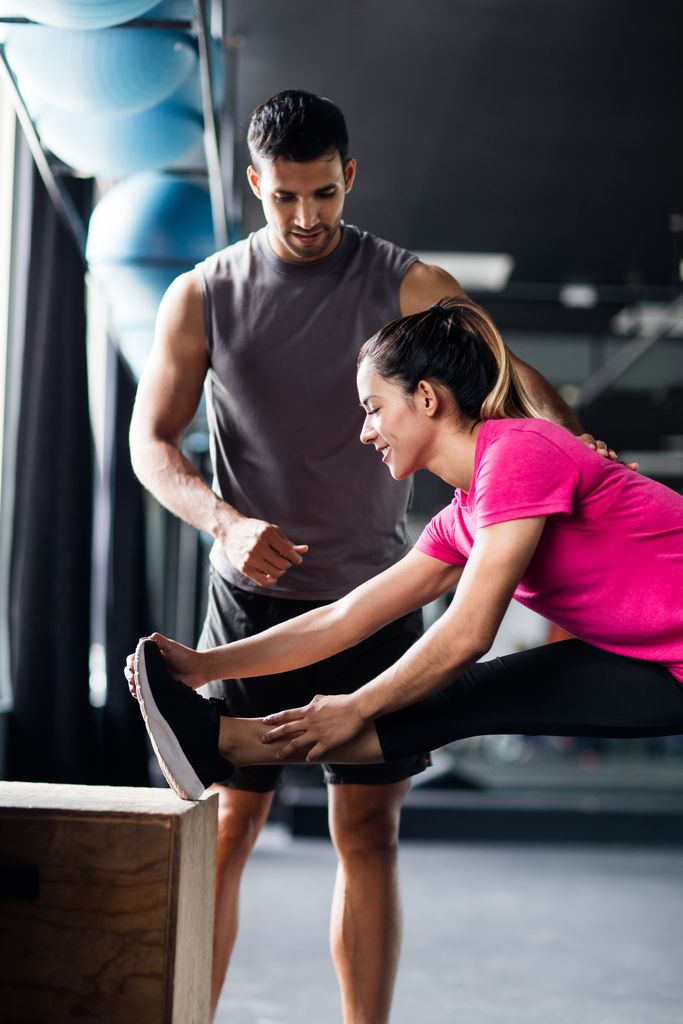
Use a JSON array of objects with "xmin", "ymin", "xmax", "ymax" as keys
[{"xmin": 196, "ymin": 224, "xmax": 418, "ymax": 600}]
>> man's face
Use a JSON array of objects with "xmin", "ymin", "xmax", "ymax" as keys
[{"xmin": 247, "ymin": 152, "xmax": 356, "ymax": 262}]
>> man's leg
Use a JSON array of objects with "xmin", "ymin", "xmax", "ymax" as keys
[
  {"xmin": 197, "ymin": 572, "xmax": 306, "ymax": 1020},
  {"xmin": 200, "ymin": 579, "xmax": 425, "ymax": 1021},
  {"xmin": 209, "ymin": 783, "xmax": 274, "ymax": 1022},
  {"xmin": 316, "ymin": 611, "xmax": 427, "ymax": 1024},
  {"xmin": 327, "ymin": 780, "xmax": 411, "ymax": 1024}
]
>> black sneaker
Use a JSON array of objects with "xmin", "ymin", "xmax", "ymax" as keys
[{"xmin": 134, "ymin": 637, "xmax": 234, "ymax": 800}]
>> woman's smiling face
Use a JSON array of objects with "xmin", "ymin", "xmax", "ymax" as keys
[{"xmin": 357, "ymin": 357, "xmax": 433, "ymax": 481}]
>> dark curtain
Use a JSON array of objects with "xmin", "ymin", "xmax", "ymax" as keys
[
  {"xmin": 7, "ymin": 171, "xmax": 95, "ymax": 783},
  {"xmin": 101, "ymin": 357, "xmax": 151, "ymax": 786},
  {"xmin": 6, "ymin": 169, "xmax": 151, "ymax": 786}
]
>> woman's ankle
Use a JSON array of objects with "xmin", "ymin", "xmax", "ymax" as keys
[
  {"xmin": 218, "ymin": 716, "xmax": 266, "ymax": 766},
  {"xmin": 218, "ymin": 716, "xmax": 238, "ymax": 761}
]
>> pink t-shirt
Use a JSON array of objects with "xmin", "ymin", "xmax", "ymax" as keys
[{"xmin": 416, "ymin": 418, "xmax": 683, "ymax": 682}]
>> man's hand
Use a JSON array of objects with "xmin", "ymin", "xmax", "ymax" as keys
[
  {"xmin": 125, "ymin": 632, "xmax": 207, "ymax": 699},
  {"xmin": 261, "ymin": 693, "xmax": 367, "ymax": 762},
  {"xmin": 224, "ymin": 516, "xmax": 308, "ymax": 586},
  {"xmin": 578, "ymin": 433, "xmax": 639, "ymax": 471}
]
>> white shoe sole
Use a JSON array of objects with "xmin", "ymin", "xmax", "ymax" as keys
[{"xmin": 135, "ymin": 638, "xmax": 206, "ymax": 801}]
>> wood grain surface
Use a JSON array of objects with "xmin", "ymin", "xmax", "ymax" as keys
[{"xmin": 0, "ymin": 782, "xmax": 217, "ymax": 1024}]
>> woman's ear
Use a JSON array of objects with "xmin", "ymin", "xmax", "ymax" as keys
[{"xmin": 417, "ymin": 379, "xmax": 440, "ymax": 417}]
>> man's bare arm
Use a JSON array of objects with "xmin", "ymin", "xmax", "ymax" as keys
[
  {"xmin": 510, "ymin": 356, "xmax": 583, "ymax": 433},
  {"xmin": 130, "ymin": 271, "xmax": 224, "ymax": 534},
  {"xmin": 129, "ymin": 271, "xmax": 307, "ymax": 586}
]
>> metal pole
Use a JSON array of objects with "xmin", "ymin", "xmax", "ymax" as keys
[{"xmin": 193, "ymin": 0, "xmax": 228, "ymax": 249}]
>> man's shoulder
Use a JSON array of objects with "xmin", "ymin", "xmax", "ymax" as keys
[
  {"xmin": 346, "ymin": 225, "xmax": 417, "ymax": 273},
  {"xmin": 350, "ymin": 224, "xmax": 415, "ymax": 257},
  {"xmin": 198, "ymin": 232, "xmax": 258, "ymax": 279}
]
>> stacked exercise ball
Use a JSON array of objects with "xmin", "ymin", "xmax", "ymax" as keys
[
  {"xmin": 2, "ymin": 13, "xmax": 222, "ymax": 176},
  {"xmin": 86, "ymin": 174, "xmax": 216, "ymax": 378},
  {"xmin": 2, "ymin": 1, "xmax": 223, "ymax": 376},
  {"xmin": 5, "ymin": 1, "xmax": 161, "ymax": 30},
  {"xmin": 36, "ymin": 98, "xmax": 204, "ymax": 179},
  {"xmin": 5, "ymin": 24, "xmax": 196, "ymax": 113}
]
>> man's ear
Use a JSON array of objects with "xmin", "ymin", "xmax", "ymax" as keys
[
  {"xmin": 344, "ymin": 158, "xmax": 357, "ymax": 194},
  {"xmin": 247, "ymin": 164, "xmax": 262, "ymax": 199}
]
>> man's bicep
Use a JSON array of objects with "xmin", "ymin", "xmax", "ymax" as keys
[{"xmin": 132, "ymin": 272, "xmax": 210, "ymax": 444}]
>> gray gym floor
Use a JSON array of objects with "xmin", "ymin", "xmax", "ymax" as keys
[{"xmin": 215, "ymin": 826, "xmax": 683, "ymax": 1024}]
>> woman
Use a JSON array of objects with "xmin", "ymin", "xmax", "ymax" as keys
[{"xmin": 130, "ymin": 299, "xmax": 683, "ymax": 801}]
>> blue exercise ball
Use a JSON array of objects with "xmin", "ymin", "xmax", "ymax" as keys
[
  {"xmin": 5, "ymin": 25, "xmax": 196, "ymax": 114},
  {"xmin": 140, "ymin": 5, "xmax": 225, "ymax": 110},
  {"xmin": 171, "ymin": 35, "xmax": 226, "ymax": 113},
  {"xmin": 37, "ymin": 100, "xmax": 203, "ymax": 177},
  {"xmin": 113, "ymin": 329, "xmax": 213, "ymax": 391},
  {"xmin": 10, "ymin": 73, "xmax": 45, "ymax": 123},
  {"xmin": 157, "ymin": 36, "xmax": 225, "ymax": 170},
  {"xmin": 14, "ymin": 1, "xmax": 159, "ymax": 29},
  {"xmin": 93, "ymin": 265, "xmax": 178, "ymax": 329},
  {"xmin": 86, "ymin": 173, "xmax": 216, "ymax": 267},
  {"xmin": 141, "ymin": 0, "xmax": 193, "ymax": 17},
  {"xmin": 111, "ymin": 324, "xmax": 155, "ymax": 380}
]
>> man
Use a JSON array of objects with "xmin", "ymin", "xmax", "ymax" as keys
[{"xmin": 130, "ymin": 90, "xmax": 591, "ymax": 1023}]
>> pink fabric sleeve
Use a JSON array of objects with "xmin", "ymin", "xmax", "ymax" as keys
[
  {"xmin": 415, "ymin": 507, "xmax": 467, "ymax": 565},
  {"xmin": 475, "ymin": 426, "xmax": 579, "ymax": 527}
]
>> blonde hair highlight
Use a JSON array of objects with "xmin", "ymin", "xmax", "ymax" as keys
[{"xmin": 453, "ymin": 299, "xmax": 545, "ymax": 420}]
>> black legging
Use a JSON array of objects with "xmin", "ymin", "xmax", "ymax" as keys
[{"xmin": 374, "ymin": 640, "xmax": 683, "ymax": 761}]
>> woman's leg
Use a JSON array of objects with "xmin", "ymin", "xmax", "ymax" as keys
[
  {"xmin": 218, "ymin": 640, "xmax": 683, "ymax": 768},
  {"xmin": 374, "ymin": 640, "xmax": 683, "ymax": 762}
]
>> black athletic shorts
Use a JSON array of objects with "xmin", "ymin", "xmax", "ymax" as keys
[{"xmin": 198, "ymin": 566, "xmax": 431, "ymax": 791}]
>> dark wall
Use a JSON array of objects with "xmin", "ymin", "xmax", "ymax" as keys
[{"xmin": 228, "ymin": 0, "xmax": 683, "ymax": 289}]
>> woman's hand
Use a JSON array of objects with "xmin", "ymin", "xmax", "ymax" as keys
[
  {"xmin": 261, "ymin": 693, "xmax": 367, "ymax": 762},
  {"xmin": 124, "ymin": 632, "xmax": 207, "ymax": 699}
]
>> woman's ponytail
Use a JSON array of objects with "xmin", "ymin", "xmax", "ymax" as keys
[{"xmin": 360, "ymin": 297, "xmax": 544, "ymax": 422}]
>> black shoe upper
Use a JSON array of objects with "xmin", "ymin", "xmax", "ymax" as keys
[{"xmin": 141, "ymin": 639, "xmax": 234, "ymax": 788}]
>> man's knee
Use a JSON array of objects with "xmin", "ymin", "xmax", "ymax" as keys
[
  {"xmin": 329, "ymin": 782, "xmax": 409, "ymax": 859},
  {"xmin": 211, "ymin": 785, "xmax": 274, "ymax": 869}
]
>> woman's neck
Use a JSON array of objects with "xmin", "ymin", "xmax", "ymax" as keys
[{"xmin": 426, "ymin": 420, "xmax": 483, "ymax": 490}]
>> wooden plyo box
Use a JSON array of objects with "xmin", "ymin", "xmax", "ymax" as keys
[{"xmin": 0, "ymin": 782, "xmax": 217, "ymax": 1024}]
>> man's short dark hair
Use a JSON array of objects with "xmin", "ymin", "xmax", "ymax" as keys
[{"xmin": 247, "ymin": 90, "xmax": 349, "ymax": 166}]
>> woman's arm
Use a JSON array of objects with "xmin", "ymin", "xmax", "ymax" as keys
[
  {"xmin": 262, "ymin": 516, "xmax": 546, "ymax": 760},
  {"xmin": 146, "ymin": 548, "xmax": 464, "ymax": 688}
]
